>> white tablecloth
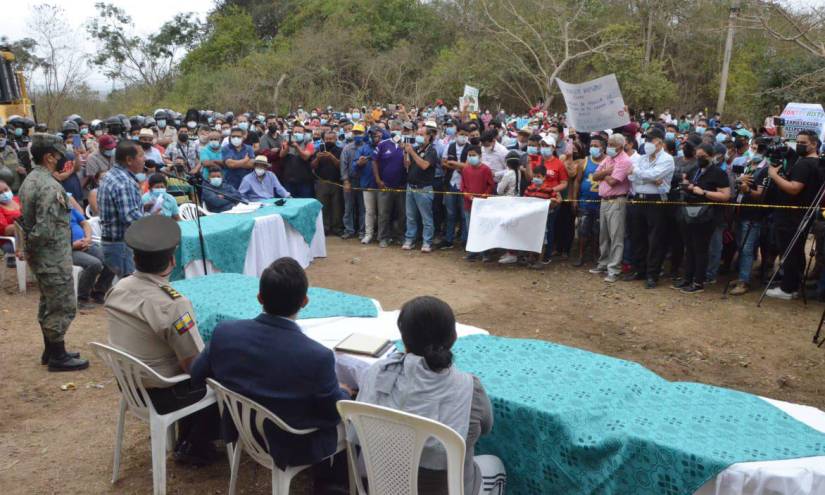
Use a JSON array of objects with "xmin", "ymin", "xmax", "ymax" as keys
[
  {"xmin": 298, "ymin": 311, "xmax": 825, "ymax": 495},
  {"xmin": 183, "ymin": 211, "xmax": 326, "ymax": 278}
]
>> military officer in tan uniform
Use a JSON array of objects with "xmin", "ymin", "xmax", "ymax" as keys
[{"xmin": 105, "ymin": 215, "xmax": 219, "ymax": 465}]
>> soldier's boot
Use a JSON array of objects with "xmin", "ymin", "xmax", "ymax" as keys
[
  {"xmin": 47, "ymin": 342, "xmax": 90, "ymax": 372},
  {"xmin": 41, "ymin": 335, "xmax": 79, "ymax": 365}
]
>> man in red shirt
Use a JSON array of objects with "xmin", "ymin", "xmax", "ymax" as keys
[{"xmin": 443, "ymin": 145, "xmax": 494, "ymax": 261}]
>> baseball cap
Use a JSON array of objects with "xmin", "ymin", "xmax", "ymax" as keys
[
  {"xmin": 352, "ymin": 123, "xmax": 365, "ymax": 133},
  {"xmin": 98, "ymin": 134, "xmax": 117, "ymax": 150}
]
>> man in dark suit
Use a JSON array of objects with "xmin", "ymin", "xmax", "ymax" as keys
[{"xmin": 190, "ymin": 257, "xmax": 352, "ymax": 483}]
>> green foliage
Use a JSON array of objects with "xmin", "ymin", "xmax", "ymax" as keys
[{"xmin": 180, "ymin": 6, "xmax": 259, "ymax": 73}]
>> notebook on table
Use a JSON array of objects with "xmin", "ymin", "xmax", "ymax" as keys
[{"xmin": 334, "ymin": 333, "xmax": 394, "ymax": 358}]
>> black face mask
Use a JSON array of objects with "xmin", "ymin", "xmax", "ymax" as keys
[
  {"xmin": 797, "ymin": 143, "xmax": 810, "ymax": 156},
  {"xmin": 178, "ymin": 133, "xmax": 188, "ymax": 143},
  {"xmin": 324, "ymin": 141, "xmax": 336, "ymax": 148},
  {"xmin": 140, "ymin": 142, "xmax": 152, "ymax": 151},
  {"xmin": 469, "ymin": 137, "xmax": 480, "ymax": 146},
  {"xmin": 268, "ymin": 125, "xmax": 278, "ymax": 135},
  {"xmin": 697, "ymin": 157, "xmax": 710, "ymax": 168}
]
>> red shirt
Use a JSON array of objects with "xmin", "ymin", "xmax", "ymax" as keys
[
  {"xmin": 459, "ymin": 164, "xmax": 494, "ymax": 211},
  {"xmin": 0, "ymin": 196, "xmax": 21, "ymax": 233}
]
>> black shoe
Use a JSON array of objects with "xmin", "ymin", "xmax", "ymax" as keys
[
  {"xmin": 463, "ymin": 253, "xmax": 479, "ymax": 262},
  {"xmin": 77, "ymin": 298, "xmax": 97, "ymax": 310},
  {"xmin": 680, "ymin": 284, "xmax": 705, "ymax": 294},
  {"xmin": 572, "ymin": 258, "xmax": 585, "ymax": 267},
  {"xmin": 340, "ymin": 232, "xmax": 355, "ymax": 240},
  {"xmin": 5, "ymin": 257, "xmax": 15, "ymax": 268},
  {"xmin": 645, "ymin": 278, "xmax": 657, "ymax": 289},
  {"xmin": 173, "ymin": 440, "xmax": 221, "ymax": 467},
  {"xmin": 92, "ymin": 293, "xmax": 107, "ymax": 305},
  {"xmin": 622, "ymin": 272, "xmax": 645, "ymax": 282},
  {"xmin": 435, "ymin": 241, "xmax": 454, "ymax": 250},
  {"xmin": 41, "ymin": 336, "xmax": 80, "ymax": 365},
  {"xmin": 541, "ymin": 252, "xmax": 552, "ymax": 264},
  {"xmin": 47, "ymin": 342, "xmax": 89, "ymax": 372},
  {"xmin": 671, "ymin": 280, "xmax": 691, "ymax": 290}
]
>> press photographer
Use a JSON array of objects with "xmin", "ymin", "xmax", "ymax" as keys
[{"xmin": 766, "ymin": 130, "xmax": 824, "ymax": 300}]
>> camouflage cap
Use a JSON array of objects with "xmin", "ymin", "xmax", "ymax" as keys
[{"xmin": 30, "ymin": 133, "xmax": 67, "ymax": 157}]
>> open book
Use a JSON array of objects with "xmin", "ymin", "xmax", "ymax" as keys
[{"xmin": 334, "ymin": 333, "xmax": 394, "ymax": 358}]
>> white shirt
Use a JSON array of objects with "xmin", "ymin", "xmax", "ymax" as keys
[
  {"xmin": 628, "ymin": 149, "xmax": 675, "ymax": 197},
  {"xmin": 482, "ymin": 141, "xmax": 510, "ymax": 182}
]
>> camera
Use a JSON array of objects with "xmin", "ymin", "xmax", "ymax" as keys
[
  {"xmin": 757, "ymin": 136, "xmax": 790, "ymax": 165},
  {"xmin": 773, "ymin": 117, "xmax": 786, "ymax": 127},
  {"xmin": 732, "ymin": 163, "xmax": 746, "ymax": 175},
  {"xmin": 402, "ymin": 136, "xmax": 415, "ymax": 145}
]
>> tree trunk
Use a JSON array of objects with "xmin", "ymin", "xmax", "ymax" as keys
[
  {"xmin": 271, "ymin": 74, "xmax": 286, "ymax": 112},
  {"xmin": 643, "ymin": 10, "xmax": 654, "ymax": 70}
]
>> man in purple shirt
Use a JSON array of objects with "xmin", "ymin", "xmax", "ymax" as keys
[
  {"xmin": 373, "ymin": 121, "xmax": 407, "ymax": 248},
  {"xmin": 239, "ymin": 156, "xmax": 291, "ymax": 202}
]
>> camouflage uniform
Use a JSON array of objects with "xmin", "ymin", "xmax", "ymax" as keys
[
  {"xmin": 17, "ymin": 137, "xmax": 76, "ymax": 345},
  {"xmin": 0, "ymin": 144, "xmax": 23, "ymax": 193}
]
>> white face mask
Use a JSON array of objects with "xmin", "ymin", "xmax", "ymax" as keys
[
  {"xmin": 210, "ymin": 177, "xmax": 223, "ymax": 187},
  {"xmin": 644, "ymin": 142, "xmax": 657, "ymax": 156},
  {"xmin": 254, "ymin": 167, "xmax": 266, "ymax": 177},
  {"xmin": 230, "ymin": 137, "xmax": 243, "ymax": 147}
]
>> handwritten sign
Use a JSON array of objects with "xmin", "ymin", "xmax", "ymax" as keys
[
  {"xmin": 466, "ymin": 197, "xmax": 551, "ymax": 253},
  {"xmin": 780, "ymin": 103, "xmax": 825, "ymax": 142},
  {"xmin": 556, "ymin": 74, "xmax": 629, "ymax": 132}
]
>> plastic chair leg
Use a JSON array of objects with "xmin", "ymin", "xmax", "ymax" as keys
[
  {"xmin": 111, "ymin": 398, "xmax": 127, "ymax": 484},
  {"xmin": 272, "ymin": 468, "xmax": 294, "ymax": 495},
  {"xmin": 150, "ymin": 419, "xmax": 168, "ymax": 495},
  {"xmin": 17, "ymin": 259, "xmax": 26, "ymax": 293},
  {"xmin": 228, "ymin": 442, "xmax": 242, "ymax": 495}
]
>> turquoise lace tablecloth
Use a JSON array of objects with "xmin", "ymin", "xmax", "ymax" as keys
[
  {"xmin": 172, "ymin": 273, "xmax": 378, "ymax": 341},
  {"xmin": 451, "ymin": 335, "xmax": 825, "ymax": 495},
  {"xmin": 172, "ymin": 198, "xmax": 323, "ymax": 281}
]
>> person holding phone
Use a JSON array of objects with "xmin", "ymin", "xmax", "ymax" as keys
[{"xmin": 279, "ymin": 123, "xmax": 315, "ymax": 198}]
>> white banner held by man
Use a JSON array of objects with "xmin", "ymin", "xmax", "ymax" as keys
[
  {"xmin": 461, "ymin": 84, "xmax": 479, "ymax": 112},
  {"xmin": 556, "ymin": 74, "xmax": 629, "ymax": 132},
  {"xmin": 466, "ymin": 196, "xmax": 550, "ymax": 253},
  {"xmin": 780, "ymin": 103, "xmax": 825, "ymax": 142}
]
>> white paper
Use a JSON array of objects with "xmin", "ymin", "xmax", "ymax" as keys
[
  {"xmin": 556, "ymin": 74, "xmax": 629, "ymax": 132},
  {"xmin": 224, "ymin": 202, "xmax": 264, "ymax": 214},
  {"xmin": 465, "ymin": 196, "xmax": 551, "ymax": 253},
  {"xmin": 461, "ymin": 85, "xmax": 479, "ymax": 112},
  {"xmin": 780, "ymin": 102, "xmax": 825, "ymax": 142}
]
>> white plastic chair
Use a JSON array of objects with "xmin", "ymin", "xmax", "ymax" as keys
[
  {"xmin": 336, "ymin": 400, "xmax": 466, "ymax": 495},
  {"xmin": 0, "ymin": 236, "xmax": 26, "ymax": 293},
  {"xmin": 86, "ymin": 216, "xmax": 102, "ymax": 244},
  {"xmin": 207, "ymin": 378, "xmax": 344, "ymax": 495},
  {"xmin": 72, "ymin": 265, "xmax": 82, "ymax": 302},
  {"xmin": 90, "ymin": 342, "xmax": 217, "ymax": 495},
  {"xmin": 85, "ymin": 204, "xmax": 94, "ymax": 218},
  {"xmin": 179, "ymin": 203, "xmax": 199, "ymax": 221}
]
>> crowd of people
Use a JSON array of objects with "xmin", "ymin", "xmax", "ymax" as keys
[{"xmin": 3, "ymin": 102, "xmax": 823, "ymax": 302}]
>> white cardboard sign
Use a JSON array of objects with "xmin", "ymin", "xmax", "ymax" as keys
[
  {"xmin": 466, "ymin": 196, "xmax": 551, "ymax": 253},
  {"xmin": 556, "ymin": 74, "xmax": 629, "ymax": 132}
]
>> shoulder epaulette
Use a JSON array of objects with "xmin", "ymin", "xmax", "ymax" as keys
[{"xmin": 159, "ymin": 284, "xmax": 182, "ymax": 300}]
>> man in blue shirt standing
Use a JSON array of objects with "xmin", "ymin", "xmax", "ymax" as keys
[
  {"xmin": 373, "ymin": 121, "xmax": 406, "ymax": 248},
  {"xmin": 69, "ymin": 208, "xmax": 113, "ymax": 306},
  {"xmin": 221, "ymin": 127, "xmax": 255, "ymax": 189},
  {"xmin": 239, "ymin": 156, "xmax": 291, "ymax": 202},
  {"xmin": 355, "ymin": 127, "xmax": 386, "ymax": 244}
]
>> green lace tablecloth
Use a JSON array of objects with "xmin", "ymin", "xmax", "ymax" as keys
[
  {"xmin": 451, "ymin": 335, "xmax": 825, "ymax": 495},
  {"xmin": 172, "ymin": 198, "xmax": 323, "ymax": 281},
  {"xmin": 172, "ymin": 273, "xmax": 378, "ymax": 341}
]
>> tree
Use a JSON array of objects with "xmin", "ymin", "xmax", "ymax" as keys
[
  {"xmin": 474, "ymin": 0, "xmax": 626, "ymax": 108},
  {"xmin": 26, "ymin": 3, "xmax": 87, "ymax": 127},
  {"xmin": 86, "ymin": 2, "xmax": 203, "ymax": 100},
  {"xmin": 0, "ymin": 36, "xmax": 47, "ymax": 86},
  {"xmin": 180, "ymin": 6, "xmax": 259, "ymax": 74}
]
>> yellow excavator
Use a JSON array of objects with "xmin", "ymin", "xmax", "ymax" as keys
[{"xmin": 0, "ymin": 46, "xmax": 35, "ymax": 124}]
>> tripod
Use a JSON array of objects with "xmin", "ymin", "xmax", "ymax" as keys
[{"xmin": 757, "ymin": 166, "xmax": 825, "ymax": 306}]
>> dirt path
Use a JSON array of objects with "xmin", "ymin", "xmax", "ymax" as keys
[{"xmin": 1, "ymin": 237, "xmax": 823, "ymax": 494}]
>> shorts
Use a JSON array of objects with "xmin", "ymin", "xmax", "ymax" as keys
[{"xmin": 577, "ymin": 208, "xmax": 599, "ymax": 238}]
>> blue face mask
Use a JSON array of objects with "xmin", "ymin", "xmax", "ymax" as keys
[
  {"xmin": 468, "ymin": 155, "xmax": 480, "ymax": 166},
  {"xmin": 677, "ymin": 150, "xmax": 685, "ymax": 158},
  {"xmin": 0, "ymin": 191, "xmax": 12, "ymax": 203},
  {"xmin": 0, "ymin": 138, "xmax": 6, "ymax": 148},
  {"xmin": 532, "ymin": 178, "xmax": 543, "ymax": 186},
  {"xmin": 606, "ymin": 147, "xmax": 617, "ymax": 157},
  {"xmin": 695, "ymin": 126, "xmax": 706, "ymax": 134},
  {"xmin": 157, "ymin": 119, "xmax": 166, "ymax": 129},
  {"xmin": 415, "ymin": 135, "xmax": 426, "ymax": 145},
  {"xmin": 238, "ymin": 122, "xmax": 249, "ymax": 131},
  {"xmin": 445, "ymin": 127, "xmax": 456, "ymax": 136},
  {"xmin": 352, "ymin": 112, "xmax": 361, "ymax": 120},
  {"xmin": 103, "ymin": 149, "xmax": 114, "ymax": 158},
  {"xmin": 14, "ymin": 128, "xmax": 23, "ymax": 137},
  {"xmin": 336, "ymin": 140, "xmax": 345, "ymax": 148},
  {"xmin": 527, "ymin": 146, "xmax": 539, "ymax": 155},
  {"xmin": 292, "ymin": 133, "xmax": 304, "ymax": 143},
  {"xmin": 354, "ymin": 135, "xmax": 364, "ymax": 145},
  {"xmin": 209, "ymin": 177, "xmax": 223, "ymax": 187},
  {"xmin": 716, "ymin": 133, "xmax": 727, "ymax": 143},
  {"xmin": 589, "ymin": 147, "xmax": 602, "ymax": 158},
  {"xmin": 665, "ymin": 132, "xmax": 676, "ymax": 141},
  {"xmin": 751, "ymin": 153, "xmax": 763, "ymax": 162},
  {"xmin": 134, "ymin": 172, "xmax": 146, "ymax": 183},
  {"xmin": 152, "ymin": 188, "xmax": 166, "ymax": 196},
  {"xmin": 320, "ymin": 119, "xmax": 328, "ymax": 125},
  {"xmin": 540, "ymin": 147, "xmax": 553, "ymax": 157}
]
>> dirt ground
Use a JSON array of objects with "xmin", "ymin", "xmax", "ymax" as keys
[{"xmin": 1, "ymin": 237, "xmax": 824, "ymax": 494}]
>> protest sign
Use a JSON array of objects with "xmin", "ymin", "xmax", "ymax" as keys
[
  {"xmin": 466, "ymin": 196, "xmax": 550, "ymax": 253},
  {"xmin": 780, "ymin": 103, "xmax": 825, "ymax": 142},
  {"xmin": 556, "ymin": 74, "xmax": 629, "ymax": 132},
  {"xmin": 460, "ymin": 85, "xmax": 479, "ymax": 112}
]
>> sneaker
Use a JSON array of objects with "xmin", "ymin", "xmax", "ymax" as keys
[
  {"xmin": 435, "ymin": 241, "xmax": 454, "ymax": 250},
  {"xmin": 705, "ymin": 278, "xmax": 717, "ymax": 285},
  {"xmin": 77, "ymin": 299, "xmax": 96, "ymax": 311},
  {"xmin": 481, "ymin": 254, "xmax": 493, "ymax": 263},
  {"xmin": 604, "ymin": 274, "xmax": 618, "ymax": 283},
  {"xmin": 361, "ymin": 235, "xmax": 373, "ymax": 245},
  {"xmin": 498, "ymin": 253, "xmax": 518, "ymax": 264},
  {"xmin": 765, "ymin": 287, "xmax": 797, "ymax": 300},
  {"xmin": 572, "ymin": 258, "xmax": 585, "ymax": 267},
  {"xmin": 671, "ymin": 280, "xmax": 691, "ymax": 290},
  {"xmin": 529, "ymin": 261, "xmax": 544, "ymax": 270},
  {"xmin": 340, "ymin": 232, "xmax": 355, "ymax": 240},
  {"xmin": 464, "ymin": 253, "xmax": 479, "ymax": 262},
  {"xmin": 541, "ymin": 252, "xmax": 552, "ymax": 265},
  {"xmin": 401, "ymin": 241, "xmax": 413, "ymax": 250},
  {"xmin": 622, "ymin": 272, "xmax": 645, "ymax": 282},
  {"xmin": 645, "ymin": 278, "xmax": 657, "ymax": 289},
  {"xmin": 379, "ymin": 240, "xmax": 389, "ymax": 248},
  {"xmin": 680, "ymin": 284, "xmax": 705, "ymax": 294},
  {"xmin": 421, "ymin": 244, "xmax": 432, "ymax": 253},
  {"xmin": 729, "ymin": 281, "xmax": 749, "ymax": 296},
  {"xmin": 589, "ymin": 267, "xmax": 607, "ymax": 274}
]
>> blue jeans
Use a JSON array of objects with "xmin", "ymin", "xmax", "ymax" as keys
[
  {"xmin": 545, "ymin": 206, "xmax": 561, "ymax": 254},
  {"xmin": 462, "ymin": 209, "xmax": 472, "ymax": 245},
  {"xmin": 343, "ymin": 189, "xmax": 364, "ymax": 236},
  {"xmin": 284, "ymin": 181, "xmax": 314, "ymax": 199},
  {"xmin": 102, "ymin": 241, "xmax": 135, "ymax": 278},
  {"xmin": 405, "ymin": 186, "xmax": 434, "ymax": 245},
  {"xmin": 706, "ymin": 225, "xmax": 723, "ymax": 280},
  {"xmin": 736, "ymin": 219, "xmax": 762, "ymax": 283},
  {"xmin": 444, "ymin": 185, "xmax": 463, "ymax": 243}
]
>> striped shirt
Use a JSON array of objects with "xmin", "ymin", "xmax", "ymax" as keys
[{"xmin": 98, "ymin": 164, "xmax": 145, "ymax": 241}]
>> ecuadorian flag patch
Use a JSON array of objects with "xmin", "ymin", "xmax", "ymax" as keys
[{"xmin": 173, "ymin": 312, "xmax": 195, "ymax": 335}]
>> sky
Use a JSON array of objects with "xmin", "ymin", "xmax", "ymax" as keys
[{"xmin": 1, "ymin": 0, "xmax": 216, "ymax": 92}]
